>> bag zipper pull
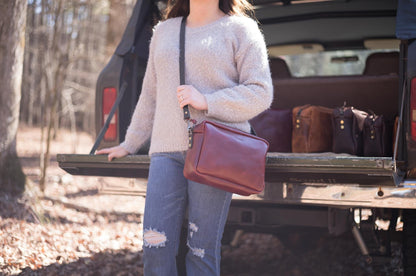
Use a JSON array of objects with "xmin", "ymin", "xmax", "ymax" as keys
[
  {"xmin": 296, "ymin": 105, "xmax": 309, "ymax": 129},
  {"xmin": 188, "ymin": 128, "xmax": 193, "ymax": 148}
]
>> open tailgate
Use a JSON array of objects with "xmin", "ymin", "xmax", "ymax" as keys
[
  {"xmin": 57, "ymin": 154, "xmax": 150, "ymax": 178},
  {"xmin": 57, "ymin": 153, "xmax": 397, "ymax": 186}
]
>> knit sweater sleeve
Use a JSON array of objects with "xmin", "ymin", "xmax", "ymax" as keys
[
  {"xmin": 119, "ymin": 27, "xmax": 158, "ymax": 154},
  {"xmin": 204, "ymin": 19, "xmax": 273, "ymax": 122}
]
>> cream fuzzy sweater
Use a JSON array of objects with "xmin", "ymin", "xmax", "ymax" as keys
[{"xmin": 120, "ymin": 15, "xmax": 273, "ymax": 155}]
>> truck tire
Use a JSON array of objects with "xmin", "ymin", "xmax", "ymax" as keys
[{"xmin": 403, "ymin": 209, "xmax": 416, "ymax": 276}]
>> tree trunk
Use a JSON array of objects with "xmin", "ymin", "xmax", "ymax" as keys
[{"xmin": 0, "ymin": 0, "xmax": 27, "ymax": 193}]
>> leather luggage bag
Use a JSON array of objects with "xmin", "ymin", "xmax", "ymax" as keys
[
  {"xmin": 363, "ymin": 113, "xmax": 391, "ymax": 157},
  {"xmin": 183, "ymin": 121, "xmax": 269, "ymax": 196},
  {"xmin": 332, "ymin": 106, "xmax": 367, "ymax": 155},
  {"xmin": 291, "ymin": 105, "xmax": 333, "ymax": 153},
  {"xmin": 250, "ymin": 109, "xmax": 292, "ymax": 152},
  {"xmin": 179, "ymin": 17, "xmax": 269, "ymax": 196}
]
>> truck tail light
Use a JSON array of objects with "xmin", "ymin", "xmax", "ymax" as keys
[
  {"xmin": 411, "ymin": 78, "xmax": 416, "ymax": 142},
  {"xmin": 102, "ymin": 87, "xmax": 117, "ymax": 141}
]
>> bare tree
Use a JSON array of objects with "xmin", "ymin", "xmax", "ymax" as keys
[
  {"xmin": 20, "ymin": 0, "xmax": 134, "ymax": 134},
  {"xmin": 36, "ymin": 0, "xmax": 113, "ymax": 190},
  {"xmin": 39, "ymin": 0, "xmax": 76, "ymax": 191},
  {"xmin": 21, "ymin": 0, "xmax": 111, "ymax": 132},
  {"xmin": 0, "ymin": 0, "xmax": 27, "ymax": 193},
  {"xmin": 18, "ymin": 0, "xmax": 134, "ymax": 191}
]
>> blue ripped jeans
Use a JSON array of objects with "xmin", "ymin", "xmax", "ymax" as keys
[{"xmin": 142, "ymin": 152, "xmax": 232, "ymax": 276}]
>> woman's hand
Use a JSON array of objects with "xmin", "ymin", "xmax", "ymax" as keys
[
  {"xmin": 96, "ymin": 145, "xmax": 129, "ymax": 161},
  {"xmin": 177, "ymin": 85, "xmax": 208, "ymax": 111}
]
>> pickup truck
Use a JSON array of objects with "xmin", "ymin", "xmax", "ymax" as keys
[{"xmin": 57, "ymin": 0, "xmax": 416, "ymax": 274}]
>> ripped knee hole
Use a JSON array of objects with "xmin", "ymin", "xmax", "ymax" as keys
[{"xmin": 143, "ymin": 228, "xmax": 167, "ymax": 248}]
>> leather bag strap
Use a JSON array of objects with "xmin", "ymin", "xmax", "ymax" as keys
[{"xmin": 180, "ymin": 16, "xmax": 190, "ymax": 120}]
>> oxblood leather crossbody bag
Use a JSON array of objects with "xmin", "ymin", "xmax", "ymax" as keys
[{"xmin": 179, "ymin": 17, "xmax": 269, "ymax": 196}]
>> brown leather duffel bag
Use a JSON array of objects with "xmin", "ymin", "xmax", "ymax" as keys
[{"xmin": 292, "ymin": 105, "xmax": 333, "ymax": 153}]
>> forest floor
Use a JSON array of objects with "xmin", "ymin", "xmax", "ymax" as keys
[{"xmin": 0, "ymin": 125, "xmax": 404, "ymax": 275}]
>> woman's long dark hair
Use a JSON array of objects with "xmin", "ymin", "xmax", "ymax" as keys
[{"xmin": 164, "ymin": 0, "xmax": 254, "ymax": 19}]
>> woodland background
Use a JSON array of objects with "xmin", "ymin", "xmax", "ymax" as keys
[
  {"xmin": 20, "ymin": 0, "xmax": 135, "ymax": 134},
  {"xmin": 0, "ymin": 0, "xmax": 136, "ymax": 193}
]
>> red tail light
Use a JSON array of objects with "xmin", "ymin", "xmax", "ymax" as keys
[
  {"xmin": 102, "ymin": 87, "xmax": 117, "ymax": 141},
  {"xmin": 411, "ymin": 78, "xmax": 416, "ymax": 142}
]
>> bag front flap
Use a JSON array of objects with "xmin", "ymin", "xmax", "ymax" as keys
[
  {"xmin": 363, "ymin": 114, "xmax": 386, "ymax": 143},
  {"xmin": 195, "ymin": 121, "xmax": 268, "ymax": 191},
  {"xmin": 333, "ymin": 106, "xmax": 354, "ymax": 119}
]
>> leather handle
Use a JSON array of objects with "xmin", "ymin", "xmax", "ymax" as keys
[{"xmin": 180, "ymin": 16, "xmax": 190, "ymax": 120}]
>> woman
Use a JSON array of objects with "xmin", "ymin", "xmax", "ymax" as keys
[{"xmin": 96, "ymin": 0, "xmax": 273, "ymax": 274}]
